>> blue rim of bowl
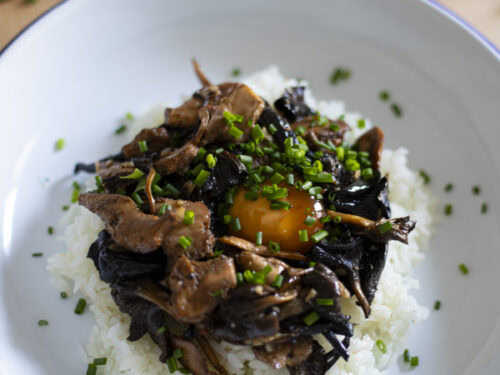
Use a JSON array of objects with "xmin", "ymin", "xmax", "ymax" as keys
[{"xmin": 0, "ymin": 0, "xmax": 499, "ymax": 59}]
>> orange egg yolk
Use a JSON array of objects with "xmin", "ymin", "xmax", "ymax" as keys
[{"xmin": 228, "ymin": 185, "xmax": 324, "ymax": 253}]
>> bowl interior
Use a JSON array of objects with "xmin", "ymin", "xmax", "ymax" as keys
[{"xmin": 1, "ymin": 0, "xmax": 500, "ymax": 374}]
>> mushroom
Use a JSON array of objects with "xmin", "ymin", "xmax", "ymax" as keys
[
  {"xmin": 354, "ymin": 126, "xmax": 384, "ymax": 170},
  {"xmin": 218, "ymin": 236, "xmax": 307, "ymax": 261}
]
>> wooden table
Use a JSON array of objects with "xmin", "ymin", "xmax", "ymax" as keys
[{"xmin": 1, "ymin": 0, "xmax": 499, "ymax": 51}]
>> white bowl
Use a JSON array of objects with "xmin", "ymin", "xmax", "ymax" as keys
[{"xmin": 0, "ymin": 0, "xmax": 499, "ymax": 374}]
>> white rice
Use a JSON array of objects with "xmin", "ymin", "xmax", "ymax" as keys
[{"xmin": 48, "ymin": 66, "xmax": 436, "ymax": 375}]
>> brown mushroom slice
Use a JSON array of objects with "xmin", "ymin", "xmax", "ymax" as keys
[
  {"xmin": 154, "ymin": 142, "xmax": 199, "ymax": 175},
  {"xmin": 354, "ymin": 126, "xmax": 384, "ymax": 170},
  {"xmin": 156, "ymin": 198, "xmax": 215, "ymax": 260},
  {"xmin": 218, "ymin": 236, "xmax": 306, "ymax": 261},
  {"xmin": 145, "ymin": 168, "xmax": 156, "ymax": 214},
  {"xmin": 195, "ymin": 83, "xmax": 265, "ymax": 145},
  {"xmin": 169, "ymin": 335, "xmax": 217, "ymax": 375},
  {"xmin": 292, "ymin": 116, "xmax": 350, "ymax": 148},
  {"xmin": 196, "ymin": 335, "xmax": 228, "ymax": 375},
  {"xmin": 192, "ymin": 58, "xmax": 212, "ymax": 87},
  {"xmin": 167, "ymin": 256, "xmax": 237, "ymax": 324},
  {"xmin": 254, "ymin": 338, "xmax": 313, "ymax": 369},
  {"xmin": 327, "ymin": 211, "xmax": 416, "ymax": 244},
  {"xmin": 121, "ymin": 127, "xmax": 170, "ymax": 159},
  {"xmin": 79, "ymin": 193, "xmax": 176, "ymax": 253},
  {"xmin": 96, "ymin": 160, "xmax": 135, "ymax": 180},
  {"xmin": 235, "ymin": 251, "xmax": 288, "ymax": 284}
]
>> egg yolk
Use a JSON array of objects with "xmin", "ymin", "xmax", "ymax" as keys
[{"xmin": 228, "ymin": 185, "xmax": 324, "ymax": 253}]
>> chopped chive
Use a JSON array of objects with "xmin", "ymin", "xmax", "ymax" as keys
[
  {"xmin": 225, "ymin": 189, "xmax": 235, "ymax": 205},
  {"xmin": 316, "ymin": 298, "xmax": 334, "ymax": 306},
  {"xmin": 410, "ymin": 356, "xmax": 419, "ymax": 367},
  {"xmin": 178, "ymin": 235, "xmax": 192, "ymax": 249},
  {"xmin": 119, "ymin": 168, "xmax": 144, "ymax": 180},
  {"xmin": 268, "ymin": 241, "xmax": 280, "ymax": 253},
  {"xmin": 345, "ymin": 159, "xmax": 360, "ymax": 172},
  {"xmin": 62, "ymin": 205, "xmax": 70, "ymax": 211},
  {"xmin": 472, "ymin": 185, "xmax": 481, "ymax": 195},
  {"xmin": 231, "ymin": 68, "xmax": 241, "ymax": 77},
  {"xmin": 329, "ymin": 68, "xmax": 351, "ymax": 85},
  {"xmin": 378, "ymin": 221, "xmax": 392, "ymax": 233},
  {"xmin": 299, "ymin": 229, "xmax": 309, "ymax": 242},
  {"xmin": 376, "ymin": 339, "xmax": 387, "ymax": 354},
  {"xmin": 206, "ymin": 153, "xmax": 216, "ymax": 168},
  {"xmin": 194, "ymin": 169, "xmax": 210, "ymax": 187},
  {"xmin": 444, "ymin": 183, "xmax": 454, "ymax": 192},
  {"xmin": 236, "ymin": 272, "xmax": 244, "ymax": 286},
  {"xmin": 173, "ymin": 348, "xmax": 183, "ymax": 359},
  {"xmin": 166, "ymin": 357, "xmax": 178, "ymax": 373},
  {"xmin": 232, "ymin": 217, "xmax": 241, "ymax": 231},
  {"xmin": 303, "ymin": 311, "xmax": 320, "ymax": 326},
  {"xmin": 223, "ymin": 111, "xmax": 243, "ymax": 125},
  {"xmin": 125, "ymin": 112, "xmax": 134, "ymax": 121},
  {"xmin": 434, "ymin": 300, "xmax": 441, "ymax": 310},
  {"xmin": 270, "ymin": 200, "xmax": 291, "ymax": 210},
  {"xmin": 215, "ymin": 147, "xmax": 224, "ymax": 154},
  {"xmin": 391, "ymin": 103, "xmax": 402, "ymax": 117},
  {"xmin": 86, "ymin": 363, "xmax": 97, "ymax": 375},
  {"xmin": 301, "ymin": 181, "xmax": 313, "ymax": 190},
  {"xmin": 131, "ymin": 192, "xmax": 143, "ymax": 206},
  {"xmin": 213, "ymin": 248, "xmax": 223, "ymax": 258},
  {"xmin": 403, "ymin": 349, "xmax": 410, "ymax": 363},
  {"xmin": 263, "ymin": 165, "xmax": 274, "ymax": 174},
  {"xmin": 183, "ymin": 210, "xmax": 194, "ymax": 225},
  {"xmin": 379, "ymin": 91, "xmax": 390, "ymax": 101},
  {"xmin": 115, "ymin": 124, "xmax": 127, "ymax": 134},
  {"xmin": 304, "ymin": 216, "xmax": 316, "ymax": 226},
  {"xmin": 458, "ymin": 263, "xmax": 469, "ymax": 275},
  {"xmin": 361, "ymin": 168, "xmax": 374, "ymax": 181},
  {"xmin": 268, "ymin": 124, "xmax": 278, "ymax": 135},
  {"xmin": 481, "ymin": 202, "xmax": 488, "ymax": 214},
  {"xmin": 38, "ymin": 319, "xmax": 49, "ymax": 326},
  {"xmin": 308, "ymin": 186, "xmax": 322, "ymax": 195},
  {"xmin": 228, "ymin": 126, "xmax": 244, "ymax": 139},
  {"xmin": 95, "ymin": 176, "xmax": 105, "ymax": 193},
  {"xmin": 311, "ymin": 230, "xmax": 328, "ymax": 243},
  {"xmin": 255, "ymin": 231, "xmax": 263, "ymax": 246},
  {"xmin": 309, "ymin": 261, "xmax": 316, "ymax": 267},
  {"xmin": 286, "ymin": 173, "xmax": 294, "ymax": 185},
  {"xmin": 211, "ymin": 290, "xmax": 222, "ymax": 297},
  {"xmin": 320, "ymin": 215, "xmax": 331, "ymax": 223},
  {"xmin": 243, "ymin": 269, "xmax": 254, "ymax": 283},
  {"xmin": 272, "ymin": 274, "xmax": 284, "ymax": 288},
  {"xmin": 251, "ymin": 124, "xmax": 265, "ymax": 143},
  {"xmin": 54, "ymin": 138, "xmax": 65, "ymax": 151},
  {"xmin": 158, "ymin": 203, "xmax": 170, "ymax": 216},
  {"xmin": 309, "ymin": 172, "xmax": 334, "ymax": 183},
  {"xmin": 74, "ymin": 298, "xmax": 87, "ymax": 314},
  {"xmin": 419, "ymin": 170, "xmax": 430, "ymax": 185},
  {"xmin": 444, "ymin": 203, "xmax": 453, "ymax": 216},
  {"xmin": 165, "ymin": 183, "xmax": 180, "ymax": 198},
  {"xmin": 357, "ymin": 119, "xmax": 366, "ymax": 129},
  {"xmin": 60, "ymin": 291, "xmax": 68, "ymax": 299},
  {"xmin": 48, "ymin": 226, "xmax": 54, "ymax": 235},
  {"xmin": 346, "ymin": 150, "xmax": 357, "ymax": 160},
  {"xmin": 32, "ymin": 252, "xmax": 43, "ymax": 257},
  {"xmin": 270, "ymin": 173, "xmax": 285, "ymax": 184},
  {"xmin": 333, "ymin": 215, "xmax": 342, "ymax": 224},
  {"xmin": 93, "ymin": 358, "xmax": 107, "ymax": 366},
  {"xmin": 223, "ymin": 214, "xmax": 232, "ymax": 225},
  {"xmin": 138, "ymin": 140, "xmax": 148, "ymax": 153},
  {"xmin": 156, "ymin": 326, "xmax": 167, "ymax": 335},
  {"xmin": 71, "ymin": 188, "xmax": 80, "ymax": 203},
  {"xmin": 336, "ymin": 146, "xmax": 345, "ymax": 161}
]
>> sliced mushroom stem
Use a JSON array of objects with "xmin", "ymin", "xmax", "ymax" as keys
[
  {"xmin": 218, "ymin": 236, "xmax": 307, "ymax": 261},
  {"xmin": 192, "ymin": 58, "xmax": 212, "ymax": 87},
  {"xmin": 146, "ymin": 167, "xmax": 156, "ymax": 214},
  {"xmin": 326, "ymin": 211, "xmax": 416, "ymax": 245},
  {"xmin": 196, "ymin": 334, "xmax": 228, "ymax": 375},
  {"xmin": 351, "ymin": 278, "xmax": 371, "ymax": 318}
]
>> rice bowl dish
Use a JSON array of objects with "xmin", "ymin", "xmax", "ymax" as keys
[{"xmin": 48, "ymin": 64, "xmax": 436, "ymax": 375}]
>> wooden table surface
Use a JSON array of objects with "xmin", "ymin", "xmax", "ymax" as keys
[{"xmin": 1, "ymin": 0, "xmax": 499, "ymax": 51}]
